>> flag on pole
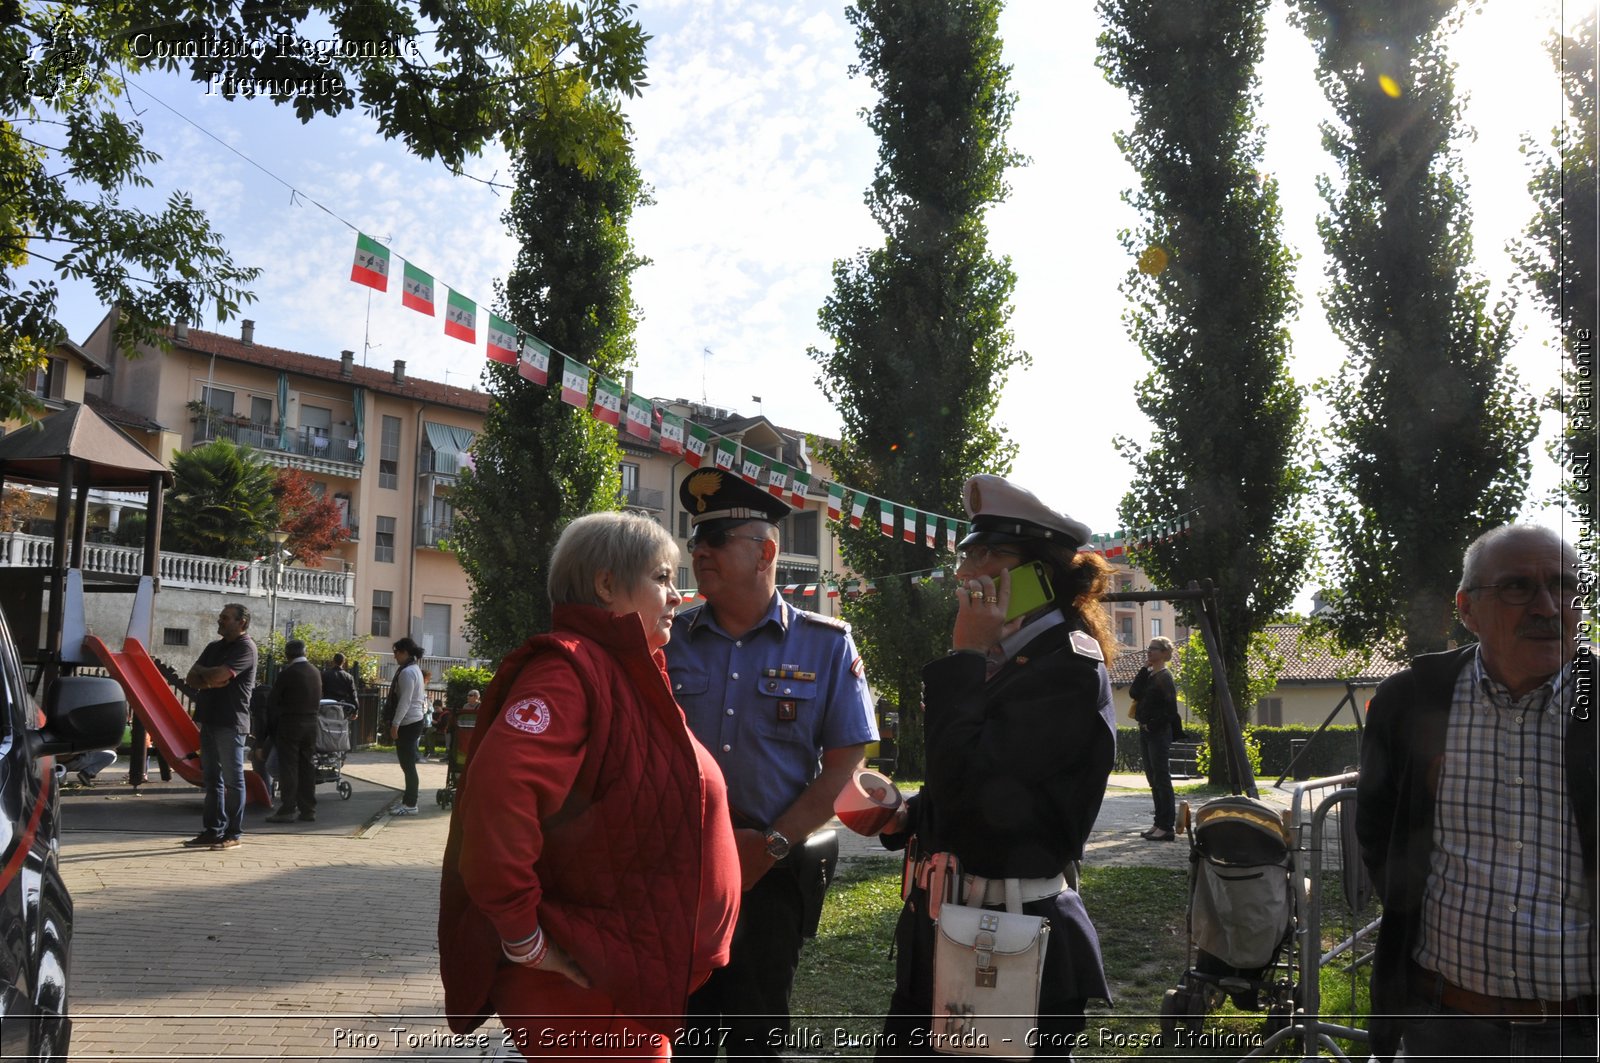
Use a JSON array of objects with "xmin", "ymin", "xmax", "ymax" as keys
[
  {"xmin": 849, "ymin": 492, "xmax": 867, "ymax": 529},
  {"xmin": 519, "ymin": 336, "xmax": 550, "ymax": 385},
  {"xmin": 789, "ymin": 469, "xmax": 812, "ymax": 509},
  {"xmin": 560, "ymin": 357, "xmax": 590, "ymax": 409},
  {"xmin": 401, "ymin": 263, "xmax": 435, "ymax": 315},
  {"xmin": 624, "ymin": 395, "xmax": 653, "ymax": 439},
  {"xmin": 739, "ymin": 448, "xmax": 764, "ymax": 484},
  {"xmin": 924, "ymin": 511, "xmax": 937, "ymax": 550},
  {"xmin": 660, "ymin": 411, "xmax": 686, "ymax": 455},
  {"xmin": 350, "ymin": 233, "xmax": 390, "ymax": 291},
  {"xmin": 592, "ymin": 375, "xmax": 623, "ymax": 426},
  {"xmin": 826, "ymin": 482, "xmax": 844, "ymax": 521},
  {"xmin": 901, "ymin": 505, "xmax": 918, "ymax": 543},
  {"xmin": 713, "ymin": 437, "xmax": 738, "ymax": 472},
  {"xmin": 765, "ymin": 461, "xmax": 790, "ymax": 498},
  {"xmin": 444, "ymin": 289, "xmax": 477, "ymax": 343},
  {"xmin": 684, "ymin": 422, "xmax": 711, "ymax": 467},
  {"xmin": 880, "ymin": 500, "xmax": 896, "ymax": 538},
  {"xmin": 486, "ymin": 314, "xmax": 518, "ymax": 364}
]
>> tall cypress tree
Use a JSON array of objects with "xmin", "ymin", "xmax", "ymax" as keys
[
  {"xmin": 1294, "ymin": 0, "xmax": 1536, "ymax": 657},
  {"xmin": 1098, "ymin": 1, "xmax": 1312, "ymax": 747},
  {"xmin": 809, "ymin": 0, "xmax": 1025, "ymax": 775},
  {"xmin": 1518, "ymin": 16, "xmax": 1597, "ymax": 526},
  {"xmin": 452, "ymin": 109, "xmax": 647, "ymax": 661}
]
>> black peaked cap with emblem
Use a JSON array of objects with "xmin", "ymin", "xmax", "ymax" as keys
[
  {"xmin": 680, "ymin": 467, "xmax": 792, "ymax": 527},
  {"xmin": 958, "ymin": 473, "xmax": 1091, "ymax": 551}
]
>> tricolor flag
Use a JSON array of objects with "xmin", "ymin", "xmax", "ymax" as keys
[
  {"xmin": 444, "ymin": 289, "xmax": 477, "ymax": 343},
  {"xmin": 592, "ymin": 376, "xmax": 623, "ymax": 426},
  {"xmin": 739, "ymin": 448, "xmax": 764, "ymax": 484},
  {"xmin": 659, "ymin": 412, "xmax": 686, "ymax": 455},
  {"xmin": 350, "ymin": 233, "xmax": 390, "ymax": 291},
  {"xmin": 901, "ymin": 505, "xmax": 918, "ymax": 543},
  {"xmin": 402, "ymin": 263, "xmax": 435, "ymax": 315},
  {"xmin": 713, "ymin": 437, "xmax": 738, "ymax": 472},
  {"xmin": 560, "ymin": 357, "xmax": 590, "ymax": 409},
  {"xmin": 880, "ymin": 500, "xmax": 896, "ymax": 538},
  {"xmin": 924, "ymin": 511, "xmax": 937, "ymax": 550},
  {"xmin": 486, "ymin": 314, "xmax": 518, "ymax": 364},
  {"xmin": 849, "ymin": 492, "xmax": 867, "ymax": 529},
  {"xmin": 789, "ymin": 469, "xmax": 812, "ymax": 509},
  {"xmin": 826, "ymin": 483, "xmax": 844, "ymax": 521},
  {"xmin": 684, "ymin": 422, "xmax": 712, "ymax": 467},
  {"xmin": 765, "ymin": 461, "xmax": 790, "ymax": 498},
  {"xmin": 519, "ymin": 336, "xmax": 550, "ymax": 385},
  {"xmin": 945, "ymin": 518, "xmax": 958, "ymax": 552},
  {"xmin": 624, "ymin": 395, "xmax": 653, "ymax": 439}
]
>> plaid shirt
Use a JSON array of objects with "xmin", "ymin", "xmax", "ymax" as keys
[{"xmin": 1414, "ymin": 648, "xmax": 1595, "ymax": 999}]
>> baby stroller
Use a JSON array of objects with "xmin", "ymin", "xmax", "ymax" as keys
[
  {"xmin": 1161, "ymin": 795, "xmax": 1298, "ymax": 1039},
  {"xmin": 313, "ymin": 699, "xmax": 356, "ymax": 800},
  {"xmin": 435, "ymin": 706, "xmax": 477, "ymax": 809}
]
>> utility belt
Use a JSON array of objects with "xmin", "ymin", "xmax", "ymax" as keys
[{"xmin": 903, "ymin": 844, "xmax": 1067, "ymax": 921}]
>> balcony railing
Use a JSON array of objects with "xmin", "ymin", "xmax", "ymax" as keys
[
  {"xmin": 621, "ymin": 486, "xmax": 665, "ymax": 512},
  {"xmin": 193, "ymin": 418, "xmax": 361, "ymax": 466},
  {"xmin": 419, "ymin": 448, "xmax": 464, "ymax": 477},
  {"xmin": 0, "ymin": 532, "xmax": 355, "ymax": 605},
  {"xmin": 416, "ymin": 518, "xmax": 455, "ymax": 549}
]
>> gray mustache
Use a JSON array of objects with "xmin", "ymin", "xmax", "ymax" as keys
[{"xmin": 1516, "ymin": 619, "xmax": 1563, "ymax": 638}]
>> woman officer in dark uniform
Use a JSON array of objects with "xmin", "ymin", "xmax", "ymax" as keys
[{"xmin": 876, "ymin": 474, "xmax": 1118, "ymax": 1059}]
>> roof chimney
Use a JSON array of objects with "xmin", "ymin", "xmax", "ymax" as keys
[
  {"xmin": 340, "ymin": 349, "xmax": 354, "ymax": 379},
  {"xmin": 174, "ymin": 321, "xmax": 188, "ymax": 343},
  {"xmin": 240, "ymin": 319, "xmax": 255, "ymax": 345},
  {"xmin": 393, "ymin": 359, "xmax": 406, "ymax": 386}
]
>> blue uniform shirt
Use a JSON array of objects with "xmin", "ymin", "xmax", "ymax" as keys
[{"xmin": 666, "ymin": 595, "xmax": 877, "ymax": 827}]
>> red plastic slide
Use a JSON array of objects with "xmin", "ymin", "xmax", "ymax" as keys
[{"xmin": 84, "ymin": 635, "xmax": 271, "ymax": 807}]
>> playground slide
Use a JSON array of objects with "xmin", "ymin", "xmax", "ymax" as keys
[{"xmin": 84, "ymin": 635, "xmax": 271, "ymax": 807}]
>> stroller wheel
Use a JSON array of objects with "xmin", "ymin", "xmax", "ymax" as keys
[
  {"xmin": 437, "ymin": 788, "xmax": 452, "ymax": 809},
  {"xmin": 337, "ymin": 780, "xmax": 353, "ymax": 800},
  {"xmin": 1159, "ymin": 988, "xmax": 1186, "ymax": 1041}
]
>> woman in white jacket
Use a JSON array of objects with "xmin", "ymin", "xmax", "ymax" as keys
[{"xmin": 388, "ymin": 636, "xmax": 428, "ymax": 815}]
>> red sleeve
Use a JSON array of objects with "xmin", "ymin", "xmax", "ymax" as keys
[{"xmin": 455, "ymin": 655, "xmax": 590, "ymax": 947}]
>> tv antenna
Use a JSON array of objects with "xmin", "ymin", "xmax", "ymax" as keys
[{"xmin": 702, "ymin": 347, "xmax": 712, "ymax": 403}]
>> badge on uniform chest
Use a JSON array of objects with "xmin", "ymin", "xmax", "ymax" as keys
[{"xmin": 776, "ymin": 700, "xmax": 798, "ymax": 721}]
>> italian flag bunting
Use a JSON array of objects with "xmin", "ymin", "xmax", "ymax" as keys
[
  {"xmin": 519, "ymin": 336, "xmax": 550, "ymax": 385},
  {"xmin": 624, "ymin": 394, "xmax": 653, "ymax": 439},
  {"xmin": 713, "ymin": 437, "xmax": 738, "ymax": 472},
  {"xmin": 788, "ymin": 469, "xmax": 812, "ymax": 508},
  {"xmin": 684, "ymin": 423, "xmax": 711, "ymax": 467},
  {"xmin": 350, "ymin": 233, "xmax": 390, "ymax": 291},
  {"xmin": 402, "ymin": 263, "xmax": 435, "ymax": 315},
  {"xmin": 592, "ymin": 375, "xmax": 623, "ymax": 426},
  {"xmin": 486, "ymin": 314, "xmax": 517, "ymax": 364},
  {"xmin": 880, "ymin": 499, "xmax": 896, "ymax": 538},
  {"xmin": 739, "ymin": 448, "xmax": 764, "ymax": 484},
  {"xmin": 901, "ymin": 505, "xmax": 918, "ymax": 543},
  {"xmin": 826, "ymin": 482, "xmax": 844, "ymax": 521},
  {"xmin": 765, "ymin": 460, "xmax": 790, "ymax": 498},
  {"xmin": 945, "ymin": 518, "xmax": 958, "ymax": 552},
  {"xmin": 559, "ymin": 357, "xmax": 591, "ymax": 409},
  {"xmin": 849, "ymin": 492, "xmax": 867, "ymax": 529},
  {"xmin": 660, "ymin": 412, "xmax": 686, "ymax": 455},
  {"xmin": 444, "ymin": 289, "xmax": 477, "ymax": 343},
  {"xmin": 924, "ymin": 511, "xmax": 937, "ymax": 550}
]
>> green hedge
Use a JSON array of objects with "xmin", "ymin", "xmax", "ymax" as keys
[{"xmin": 1115, "ymin": 724, "xmax": 1361, "ymax": 779}]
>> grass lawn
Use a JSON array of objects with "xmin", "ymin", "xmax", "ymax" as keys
[{"xmin": 795, "ymin": 860, "xmax": 1372, "ymax": 1060}]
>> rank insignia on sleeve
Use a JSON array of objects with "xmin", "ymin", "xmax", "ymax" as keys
[
  {"xmin": 851, "ymin": 656, "xmax": 865, "ymax": 678},
  {"xmin": 777, "ymin": 700, "xmax": 797, "ymax": 721}
]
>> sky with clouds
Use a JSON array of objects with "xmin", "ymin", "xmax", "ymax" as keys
[{"xmin": 33, "ymin": 0, "xmax": 1580, "ymax": 579}]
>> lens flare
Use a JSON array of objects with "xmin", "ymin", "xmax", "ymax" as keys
[
  {"xmin": 1378, "ymin": 74, "xmax": 1402, "ymax": 98},
  {"xmin": 1138, "ymin": 245, "xmax": 1168, "ymax": 276}
]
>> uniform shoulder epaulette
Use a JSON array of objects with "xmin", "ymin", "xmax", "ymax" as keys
[
  {"xmin": 1068, "ymin": 630, "xmax": 1104, "ymax": 662},
  {"xmin": 797, "ymin": 609, "xmax": 850, "ymax": 633}
]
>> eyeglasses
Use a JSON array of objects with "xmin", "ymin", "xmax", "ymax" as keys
[
  {"xmin": 687, "ymin": 527, "xmax": 771, "ymax": 551},
  {"xmin": 1464, "ymin": 576, "xmax": 1577, "ymax": 606},
  {"xmin": 957, "ymin": 544, "xmax": 1023, "ymax": 566}
]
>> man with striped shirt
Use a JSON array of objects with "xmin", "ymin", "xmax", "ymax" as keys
[{"xmin": 1357, "ymin": 524, "xmax": 1596, "ymax": 1061}]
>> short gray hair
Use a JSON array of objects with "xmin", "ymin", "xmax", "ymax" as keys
[
  {"xmin": 548, "ymin": 512, "xmax": 678, "ymax": 607},
  {"xmin": 1458, "ymin": 524, "xmax": 1575, "ymax": 594},
  {"xmin": 1148, "ymin": 636, "xmax": 1175, "ymax": 654}
]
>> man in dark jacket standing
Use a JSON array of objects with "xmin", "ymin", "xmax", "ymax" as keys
[
  {"xmin": 1356, "ymin": 524, "xmax": 1596, "ymax": 1061},
  {"xmin": 322, "ymin": 652, "xmax": 357, "ymax": 704},
  {"xmin": 266, "ymin": 639, "xmax": 323, "ymax": 824}
]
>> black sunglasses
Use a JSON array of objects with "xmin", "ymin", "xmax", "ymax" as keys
[{"xmin": 687, "ymin": 526, "xmax": 770, "ymax": 551}]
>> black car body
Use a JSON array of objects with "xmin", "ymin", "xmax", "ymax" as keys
[{"xmin": 0, "ymin": 603, "xmax": 126, "ymax": 1060}]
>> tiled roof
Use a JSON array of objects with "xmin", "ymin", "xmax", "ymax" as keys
[
  {"xmin": 1107, "ymin": 622, "xmax": 1404, "ymax": 688},
  {"xmin": 170, "ymin": 328, "xmax": 491, "ymax": 414},
  {"xmin": 86, "ymin": 393, "xmax": 164, "ymax": 432}
]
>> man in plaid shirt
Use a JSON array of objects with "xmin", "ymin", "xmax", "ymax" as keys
[{"xmin": 1357, "ymin": 524, "xmax": 1596, "ymax": 1061}]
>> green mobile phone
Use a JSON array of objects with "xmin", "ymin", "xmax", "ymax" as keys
[{"xmin": 1004, "ymin": 561, "xmax": 1056, "ymax": 622}]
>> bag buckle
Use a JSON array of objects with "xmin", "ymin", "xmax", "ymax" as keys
[{"xmin": 974, "ymin": 920, "xmax": 998, "ymax": 987}]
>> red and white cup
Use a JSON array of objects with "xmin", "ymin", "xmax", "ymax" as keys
[{"xmin": 834, "ymin": 769, "xmax": 903, "ymax": 836}]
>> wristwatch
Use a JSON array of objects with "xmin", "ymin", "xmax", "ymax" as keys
[{"xmin": 763, "ymin": 829, "xmax": 791, "ymax": 860}]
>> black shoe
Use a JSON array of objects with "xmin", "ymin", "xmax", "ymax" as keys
[
  {"xmin": 181, "ymin": 833, "xmax": 222, "ymax": 848},
  {"xmin": 1142, "ymin": 828, "xmax": 1176, "ymax": 842},
  {"xmin": 297, "ymin": 811, "xmax": 316, "ymax": 822},
  {"xmin": 265, "ymin": 810, "xmax": 297, "ymax": 823},
  {"xmin": 212, "ymin": 837, "xmax": 242, "ymax": 850},
  {"xmin": 76, "ymin": 771, "xmax": 95, "ymax": 787}
]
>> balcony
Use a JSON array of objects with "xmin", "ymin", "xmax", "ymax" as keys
[
  {"xmin": 416, "ymin": 517, "xmax": 455, "ymax": 550},
  {"xmin": 621, "ymin": 486, "xmax": 665, "ymax": 512},
  {"xmin": 192, "ymin": 416, "xmax": 362, "ymax": 476}
]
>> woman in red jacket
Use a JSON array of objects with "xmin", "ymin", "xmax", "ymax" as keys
[{"xmin": 440, "ymin": 513, "xmax": 740, "ymax": 1059}]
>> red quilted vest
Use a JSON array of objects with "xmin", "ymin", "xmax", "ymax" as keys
[{"xmin": 439, "ymin": 605, "xmax": 724, "ymax": 1034}]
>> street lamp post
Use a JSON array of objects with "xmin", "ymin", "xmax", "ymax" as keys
[{"xmin": 265, "ymin": 528, "xmax": 290, "ymax": 677}]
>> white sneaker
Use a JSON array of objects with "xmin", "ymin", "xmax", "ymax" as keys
[{"xmin": 392, "ymin": 805, "xmax": 419, "ymax": 816}]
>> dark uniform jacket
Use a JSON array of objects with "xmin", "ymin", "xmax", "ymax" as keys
[{"xmin": 1356, "ymin": 646, "xmax": 1598, "ymax": 1061}]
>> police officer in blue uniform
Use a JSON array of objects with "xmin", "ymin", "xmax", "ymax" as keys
[{"xmin": 667, "ymin": 467, "xmax": 877, "ymax": 1060}]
